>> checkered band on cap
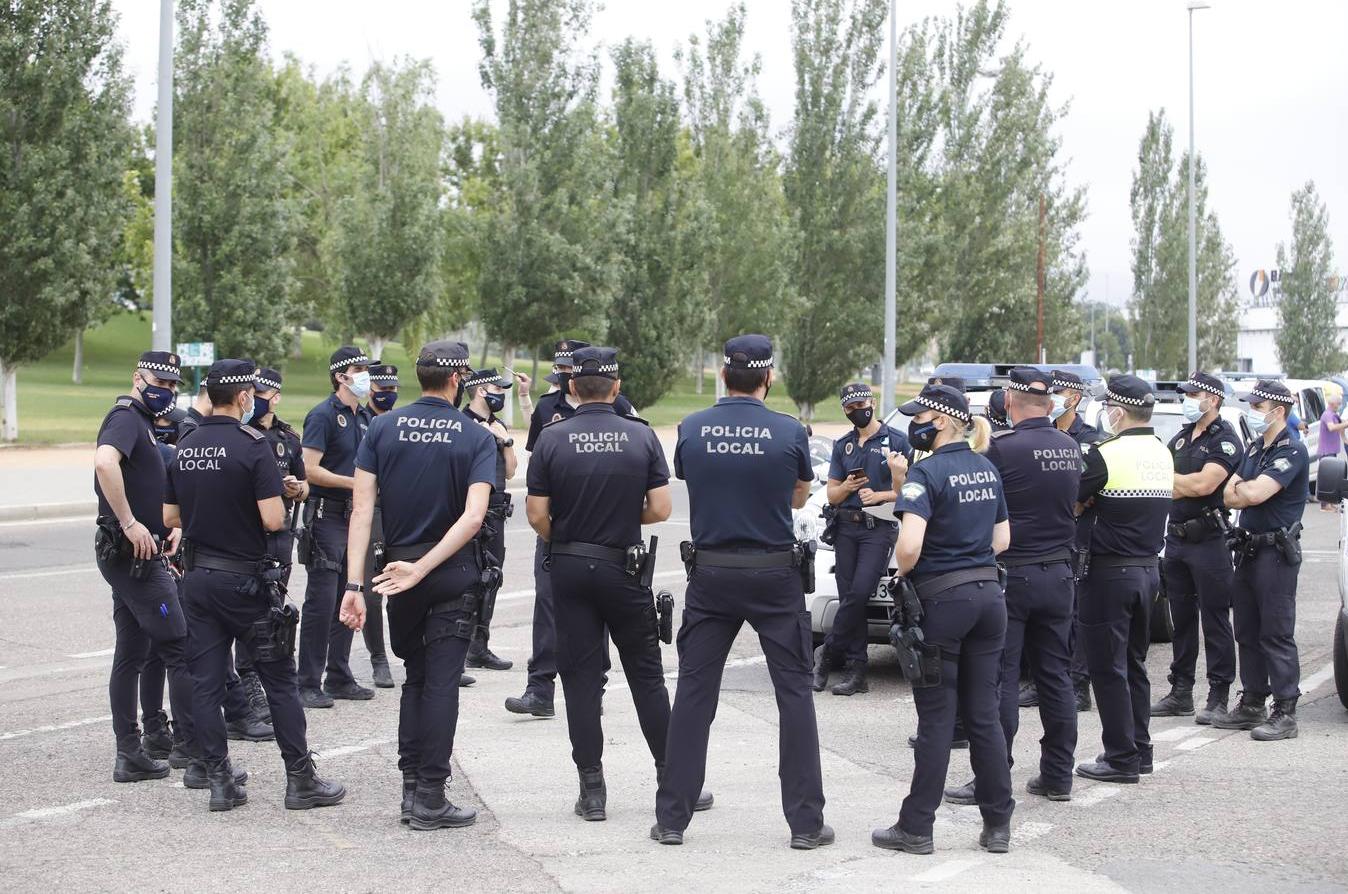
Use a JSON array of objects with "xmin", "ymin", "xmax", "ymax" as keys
[
  {"xmin": 208, "ymin": 372, "xmax": 256, "ymax": 385},
  {"xmin": 255, "ymin": 374, "xmax": 282, "ymax": 391},
  {"xmin": 1186, "ymin": 377, "xmax": 1224, "ymax": 398},
  {"xmin": 1105, "ymin": 388, "xmax": 1149, "ymax": 407},
  {"xmin": 370, "ymin": 372, "xmax": 398, "ymax": 383},
  {"xmin": 911, "ymin": 393, "xmax": 970, "ymax": 423},
  {"xmin": 139, "ymin": 360, "xmax": 181, "ymax": 375},
  {"xmin": 1007, "ymin": 379, "xmax": 1045, "ymax": 393},
  {"xmin": 419, "ymin": 355, "xmax": 470, "ymax": 368},
  {"xmin": 840, "ymin": 387, "xmax": 873, "ymax": 403},
  {"xmin": 723, "ymin": 355, "xmax": 774, "ymax": 369},
  {"xmin": 554, "ymin": 350, "xmax": 575, "ymax": 362},
  {"xmin": 329, "ymin": 353, "xmax": 370, "ymax": 372},
  {"xmin": 1051, "ymin": 373, "xmax": 1084, "ymax": 390},
  {"xmin": 1248, "ymin": 386, "xmax": 1294, "ymax": 405},
  {"xmin": 463, "ymin": 371, "xmax": 499, "ymax": 389},
  {"xmin": 577, "ymin": 362, "xmax": 619, "ymax": 375}
]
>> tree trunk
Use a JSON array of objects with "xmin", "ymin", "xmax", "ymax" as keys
[
  {"xmin": 694, "ymin": 346, "xmax": 703, "ymax": 395},
  {"xmin": 1, "ymin": 360, "xmax": 17, "ymax": 441},
  {"xmin": 501, "ymin": 343, "xmax": 516, "ymax": 428},
  {"xmin": 290, "ymin": 325, "xmax": 303, "ymax": 359},
  {"xmin": 714, "ymin": 358, "xmax": 726, "ymax": 401},
  {"xmin": 479, "ymin": 340, "xmax": 491, "ymax": 369},
  {"xmin": 73, "ymin": 329, "xmax": 84, "ymax": 385},
  {"xmin": 367, "ymin": 336, "xmax": 388, "ymax": 361},
  {"xmin": 531, "ymin": 348, "xmax": 540, "ymax": 388}
]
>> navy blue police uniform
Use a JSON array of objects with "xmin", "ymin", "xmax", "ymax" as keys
[
  {"xmin": 353, "ymin": 341, "xmax": 497, "ymax": 827},
  {"xmin": 526, "ymin": 347, "xmax": 674, "ymax": 799},
  {"xmin": 655, "ymin": 336, "xmax": 829, "ymax": 847},
  {"xmin": 169, "ymin": 360, "xmax": 343, "ymax": 811},
  {"xmin": 1052, "ymin": 369, "xmax": 1105, "ymax": 705},
  {"xmin": 359, "ymin": 362, "xmax": 400, "ymax": 688},
  {"xmin": 878, "ymin": 384, "xmax": 1014, "ymax": 850},
  {"xmin": 93, "ymin": 350, "xmax": 195, "ymax": 779},
  {"xmin": 818, "ymin": 383, "xmax": 911, "ymax": 694},
  {"xmin": 1156, "ymin": 372, "xmax": 1240, "ymax": 718},
  {"xmin": 510, "ymin": 340, "xmax": 619, "ymax": 715},
  {"xmin": 984, "ymin": 368, "xmax": 1081, "ymax": 798},
  {"xmin": 1223, "ymin": 380, "xmax": 1308, "ymax": 730},
  {"xmin": 1075, "ymin": 375, "xmax": 1173, "ymax": 783},
  {"xmin": 297, "ymin": 346, "xmax": 373, "ymax": 701},
  {"xmin": 463, "ymin": 368, "xmax": 516, "ymax": 668},
  {"xmin": 985, "ymin": 389, "xmax": 1012, "ymax": 431}
]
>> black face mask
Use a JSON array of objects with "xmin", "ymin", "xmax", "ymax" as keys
[
  {"xmin": 452, "ymin": 379, "xmax": 465, "ymax": 409},
  {"xmin": 908, "ymin": 419, "xmax": 939, "ymax": 452},
  {"xmin": 556, "ymin": 372, "xmax": 572, "ymax": 395},
  {"xmin": 485, "ymin": 392, "xmax": 506, "ymax": 414},
  {"xmin": 846, "ymin": 407, "xmax": 874, "ymax": 429}
]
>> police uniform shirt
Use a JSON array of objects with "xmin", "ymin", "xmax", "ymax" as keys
[
  {"xmin": 525, "ymin": 389, "xmax": 639, "ymax": 453},
  {"xmin": 985, "ymin": 417, "xmax": 1081, "ymax": 560},
  {"xmin": 828, "ymin": 423, "xmax": 913, "ymax": 510},
  {"xmin": 176, "ymin": 405, "xmax": 204, "ymax": 442},
  {"xmin": 354, "ymin": 396, "xmax": 497, "ymax": 548},
  {"xmin": 1063, "ymin": 413, "xmax": 1101, "ymax": 448},
  {"xmin": 257, "ymin": 418, "xmax": 306, "ymax": 509},
  {"xmin": 1235, "ymin": 429, "xmax": 1309, "ymax": 533},
  {"xmin": 1168, "ymin": 417, "xmax": 1242, "ymax": 522},
  {"xmin": 1078, "ymin": 428, "xmax": 1174, "ymax": 557},
  {"xmin": 302, "ymin": 393, "xmax": 370, "ymax": 500},
  {"xmin": 896, "ymin": 442, "xmax": 1007, "ymax": 576},
  {"xmin": 674, "ymin": 397, "xmax": 814, "ymax": 549},
  {"xmin": 464, "ymin": 407, "xmax": 509, "ymax": 492},
  {"xmin": 527, "ymin": 403, "xmax": 669, "ymax": 548},
  {"xmin": 166, "ymin": 417, "xmax": 284, "ymax": 561},
  {"xmin": 95, "ymin": 397, "xmax": 171, "ymax": 538}
]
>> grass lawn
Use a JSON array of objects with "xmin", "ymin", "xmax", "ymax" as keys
[{"xmin": 11, "ymin": 314, "xmax": 914, "ymax": 443}]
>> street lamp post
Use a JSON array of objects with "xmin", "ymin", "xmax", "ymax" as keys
[
  {"xmin": 152, "ymin": 0, "xmax": 174, "ymax": 352},
  {"xmin": 1187, "ymin": 0, "xmax": 1209, "ymax": 374},
  {"xmin": 881, "ymin": 0, "xmax": 898, "ymax": 415}
]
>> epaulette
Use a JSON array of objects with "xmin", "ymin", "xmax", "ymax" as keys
[
  {"xmin": 273, "ymin": 417, "xmax": 297, "ymax": 436},
  {"xmin": 115, "ymin": 397, "xmax": 135, "ymax": 409},
  {"xmin": 239, "ymin": 424, "xmax": 264, "ymax": 440},
  {"xmin": 990, "ymin": 428, "xmax": 1016, "ymax": 439}
]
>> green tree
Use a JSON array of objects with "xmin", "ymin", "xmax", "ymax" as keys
[
  {"xmin": 0, "ymin": 0, "xmax": 133, "ymax": 440},
  {"xmin": 1276, "ymin": 182, "xmax": 1340, "ymax": 377},
  {"xmin": 783, "ymin": 0, "xmax": 888, "ymax": 418},
  {"xmin": 173, "ymin": 0, "xmax": 294, "ymax": 365},
  {"xmin": 472, "ymin": 0, "xmax": 616, "ymax": 371},
  {"xmin": 333, "ymin": 59, "xmax": 445, "ymax": 359}
]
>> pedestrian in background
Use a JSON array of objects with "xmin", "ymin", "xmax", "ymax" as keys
[{"xmin": 1318, "ymin": 391, "xmax": 1347, "ymax": 510}]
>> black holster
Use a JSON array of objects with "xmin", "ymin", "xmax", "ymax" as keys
[
  {"xmin": 819, "ymin": 504, "xmax": 839, "ymax": 547},
  {"xmin": 654, "ymin": 589, "xmax": 674, "ymax": 644},
  {"xmin": 885, "ymin": 575, "xmax": 941, "ymax": 688},
  {"xmin": 679, "ymin": 540, "xmax": 696, "ymax": 578},
  {"xmin": 1275, "ymin": 522, "xmax": 1303, "ymax": 566},
  {"xmin": 295, "ymin": 499, "xmax": 317, "ymax": 566},
  {"xmin": 795, "ymin": 540, "xmax": 816, "ymax": 594}
]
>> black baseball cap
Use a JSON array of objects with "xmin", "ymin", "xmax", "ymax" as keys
[
  {"xmin": 724, "ymin": 334, "xmax": 774, "ymax": 369},
  {"xmin": 137, "ymin": 351, "xmax": 183, "ymax": 383},
  {"xmin": 1103, "ymin": 374, "xmax": 1155, "ymax": 408},
  {"xmin": 1238, "ymin": 379, "xmax": 1295, "ymax": 406},
  {"xmin": 1006, "ymin": 366, "xmax": 1052, "ymax": 393},
  {"xmin": 203, "ymin": 359, "xmax": 257, "ymax": 386},
  {"xmin": 571, "ymin": 346, "xmax": 619, "ymax": 380},
  {"xmin": 899, "ymin": 383, "xmax": 971, "ymax": 423},
  {"xmin": 416, "ymin": 340, "xmax": 472, "ymax": 369},
  {"xmin": 1178, "ymin": 371, "xmax": 1225, "ymax": 398}
]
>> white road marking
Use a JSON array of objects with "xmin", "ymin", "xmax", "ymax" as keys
[
  {"xmin": 912, "ymin": 858, "xmax": 979, "ymax": 883},
  {"xmin": 1152, "ymin": 726, "xmax": 1204, "ymax": 742},
  {"xmin": 1016, "ymin": 821, "xmax": 1054, "ymax": 842},
  {"xmin": 6, "ymin": 798, "xmax": 115, "ymax": 824},
  {"xmin": 1069, "ymin": 785, "xmax": 1120, "ymax": 808},
  {"xmin": 0, "ymin": 515, "xmax": 94, "ymax": 529},
  {"xmin": 0, "ymin": 715, "xmax": 111, "ymax": 741},
  {"xmin": 1175, "ymin": 736, "xmax": 1217, "ymax": 751},
  {"xmin": 0, "ymin": 564, "xmax": 99, "ymax": 581},
  {"xmin": 1302, "ymin": 661, "xmax": 1335, "ymax": 694},
  {"xmin": 68, "ymin": 648, "xmax": 115, "ymax": 659},
  {"xmin": 317, "ymin": 737, "xmax": 398, "ymax": 759},
  {"xmin": 1151, "ymin": 760, "xmax": 1172, "ymax": 772}
]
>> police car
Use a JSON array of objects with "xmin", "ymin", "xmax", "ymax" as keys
[{"xmin": 1313, "ymin": 457, "xmax": 1348, "ymax": 710}]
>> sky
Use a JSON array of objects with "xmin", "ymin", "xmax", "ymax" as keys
[{"xmin": 110, "ymin": 0, "xmax": 1348, "ymax": 313}]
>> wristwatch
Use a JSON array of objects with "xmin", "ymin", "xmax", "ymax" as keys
[{"xmin": 344, "ymin": 582, "xmax": 364, "ymax": 594}]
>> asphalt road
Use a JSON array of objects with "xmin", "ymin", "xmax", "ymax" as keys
[{"xmin": 1, "ymin": 487, "xmax": 1346, "ymax": 893}]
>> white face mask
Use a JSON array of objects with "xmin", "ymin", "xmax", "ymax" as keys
[
  {"xmin": 1181, "ymin": 396, "xmax": 1204, "ymax": 423},
  {"xmin": 1101, "ymin": 407, "xmax": 1123, "ymax": 434},
  {"xmin": 1049, "ymin": 393, "xmax": 1069, "ymax": 420},
  {"xmin": 346, "ymin": 371, "xmax": 371, "ymax": 399},
  {"xmin": 1245, "ymin": 408, "xmax": 1271, "ymax": 436}
]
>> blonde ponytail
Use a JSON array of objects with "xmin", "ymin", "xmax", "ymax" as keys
[{"xmin": 967, "ymin": 415, "xmax": 991, "ymax": 454}]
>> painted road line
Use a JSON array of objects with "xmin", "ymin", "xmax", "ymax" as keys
[
  {"xmin": 1175, "ymin": 736, "xmax": 1217, "ymax": 751},
  {"xmin": 1152, "ymin": 726, "xmax": 1204, "ymax": 743},
  {"xmin": 1302, "ymin": 661, "xmax": 1335, "ymax": 695},
  {"xmin": 68, "ymin": 648, "xmax": 115, "ymax": 659},
  {"xmin": 1069, "ymin": 785, "xmax": 1120, "ymax": 808},
  {"xmin": 318, "ymin": 738, "xmax": 398, "ymax": 759},
  {"xmin": 912, "ymin": 859, "xmax": 979, "ymax": 883},
  {"xmin": 0, "ymin": 715, "xmax": 111, "ymax": 742},
  {"xmin": 0, "ymin": 515, "xmax": 94, "ymax": 529},
  {"xmin": 0, "ymin": 564, "xmax": 99, "ymax": 581},
  {"xmin": 5, "ymin": 798, "xmax": 116, "ymax": 825}
]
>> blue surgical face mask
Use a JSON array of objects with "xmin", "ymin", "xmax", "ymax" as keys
[
  {"xmin": 1181, "ymin": 396, "xmax": 1204, "ymax": 423},
  {"xmin": 140, "ymin": 381, "xmax": 176, "ymax": 416},
  {"xmin": 370, "ymin": 390, "xmax": 398, "ymax": 413},
  {"xmin": 1245, "ymin": 408, "xmax": 1270, "ymax": 436},
  {"xmin": 1049, "ymin": 393, "xmax": 1068, "ymax": 421},
  {"xmin": 485, "ymin": 392, "xmax": 506, "ymax": 414},
  {"xmin": 240, "ymin": 395, "xmax": 256, "ymax": 426},
  {"xmin": 346, "ymin": 370, "xmax": 371, "ymax": 399}
]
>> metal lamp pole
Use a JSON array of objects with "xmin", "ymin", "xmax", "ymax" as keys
[
  {"xmin": 152, "ymin": 0, "xmax": 174, "ymax": 351},
  {"xmin": 1186, "ymin": 1, "xmax": 1210, "ymax": 373},
  {"xmin": 882, "ymin": 0, "xmax": 898, "ymax": 415}
]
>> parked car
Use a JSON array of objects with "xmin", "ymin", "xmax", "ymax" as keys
[{"xmin": 1314, "ymin": 456, "xmax": 1348, "ymax": 710}]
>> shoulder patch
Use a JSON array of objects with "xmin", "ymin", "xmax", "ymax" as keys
[
  {"xmin": 1272, "ymin": 457, "xmax": 1291, "ymax": 472},
  {"xmin": 115, "ymin": 397, "xmax": 135, "ymax": 409},
  {"xmin": 844, "ymin": 441, "xmax": 854, "ymax": 456},
  {"xmin": 1221, "ymin": 441, "xmax": 1236, "ymax": 456},
  {"xmin": 239, "ymin": 424, "xmax": 264, "ymax": 440},
  {"xmin": 900, "ymin": 481, "xmax": 926, "ymax": 502},
  {"xmin": 336, "ymin": 414, "xmax": 348, "ymax": 428},
  {"xmin": 1175, "ymin": 437, "xmax": 1185, "ymax": 449}
]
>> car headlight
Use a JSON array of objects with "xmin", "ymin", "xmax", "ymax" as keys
[{"xmin": 793, "ymin": 508, "xmax": 823, "ymax": 544}]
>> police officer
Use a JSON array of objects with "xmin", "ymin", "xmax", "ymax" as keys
[
  {"xmin": 167, "ymin": 359, "xmax": 345, "ymax": 812},
  {"xmin": 985, "ymin": 389, "xmax": 1012, "ymax": 432},
  {"xmin": 359, "ymin": 361, "xmax": 400, "ymax": 689},
  {"xmin": 297, "ymin": 346, "xmax": 375, "ymax": 707},
  {"xmin": 508, "ymin": 339, "xmax": 623, "ymax": 718},
  {"xmin": 462, "ymin": 367, "xmax": 519, "ymax": 672},
  {"xmin": 1214, "ymin": 380, "xmax": 1309, "ymax": 741},
  {"xmin": 1074, "ymin": 375, "xmax": 1173, "ymax": 784},
  {"xmin": 1052, "ymin": 369, "xmax": 1104, "ymax": 712},
  {"xmin": 340, "ymin": 340, "xmax": 496, "ymax": 830},
  {"xmin": 1151, "ymin": 371, "xmax": 1240, "ymax": 724},
  {"xmin": 175, "ymin": 379, "xmax": 212, "ymax": 441},
  {"xmin": 944, "ymin": 368, "xmax": 1081, "ymax": 807},
  {"xmin": 871, "ymin": 383, "xmax": 1014, "ymax": 855},
  {"xmin": 526, "ymin": 346, "xmax": 682, "ymax": 822},
  {"xmin": 814, "ymin": 383, "xmax": 911, "ymax": 697},
  {"xmin": 93, "ymin": 350, "xmax": 194, "ymax": 783},
  {"xmin": 653, "ymin": 335, "xmax": 830, "ymax": 849}
]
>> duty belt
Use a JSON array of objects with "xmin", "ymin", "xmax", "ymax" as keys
[
  {"xmin": 911, "ymin": 565, "xmax": 1000, "ymax": 600},
  {"xmin": 1000, "ymin": 548, "xmax": 1074, "ymax": 568},
  {"xmin": 184, "ymin": 548, "xmax": 267, "ymax": 576},
  {"xmin": 313, "ymin": 496, "xmax": 353, "ymax": 519},
  {"xmin": 836, "ymin": 509, "xmax": 893, "ymax": 528},
  {"xmin": 1167, "ymin": 515, "xmax": 1220, "ymax": 541},
  {"xmin": 691, "ymin": 547, "xmax": 797, "ymax": 570},
  {"xmin": 550, "ymin": 541, "xmax": 629, "ymax": 564},
  {"xmin": 384, "ymin": 541, "xmax": 476, "ymax": 564},
  {"xmin": 1089, "ymin": 554, "xmax": 1159, "ymax": 569}
]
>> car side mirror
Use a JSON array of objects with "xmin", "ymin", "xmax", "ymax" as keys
[{"xmin": 1317, "ymin": 456, "xmax": 1348, "ymax": 503}]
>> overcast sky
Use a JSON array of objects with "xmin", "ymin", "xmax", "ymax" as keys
[{"xmin": 111, "ymin": 0, "xmax": 1347, "ymax": 313}]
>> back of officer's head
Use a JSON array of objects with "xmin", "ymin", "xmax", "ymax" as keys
[
  {"xmin": 1005, "ymin": 367, "xmax": 1053, "ymax": 419},
  {"xmin": 721, "ymin": 334, "xmax": 774, "ymax": 396},
  {"xmin": 569, "ymin": 347, "xmax": 621, "ymax": 402},
  {"xmin": 204, "ymin": 360, "xmax": 256, "ymax": 409}
]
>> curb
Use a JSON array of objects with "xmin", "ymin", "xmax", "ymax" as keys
[{"xmin": 0, "ymin": 501, "xmax": 97, "ymax": 523}]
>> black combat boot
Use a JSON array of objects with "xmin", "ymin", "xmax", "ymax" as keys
[
  {"xmin": 1150, "ymin": 680, "xmax": 1195, "ymax": 717},
  {"xmin": 207, "ymin": 759, "xmax": 248, "ymax": 812},
  {"xmin": 284, "ymin": 753, "xmax": 346, "ymax": 810},
  {"xmin": 650, "ymin": 824, "xmax": 683, "ymax": 845},
  {"xmin": 184, "ymin": 759, "xmax": 247, "ymax": 790},
  {"xmin": 1250, "ymin": 697, "xmax": 1299, "ymax": 741},
  {"xmin": 790, "ymin": 824, "xmax": 836, "ymax": 850},
  {"xmin": 240, "ymin": 671, "xmax": 272, "ymax": 723},
  {"xmin": 409, "ymin": 783, "xmax": 477, "ymax": 831},
  {"xmin": 504, "ymin": 691, "xmax": 555, "ymax": 717},
  {"xmin": 141, "ymin": 711, "xmax": 173, "ymax": 759},
  {"xmin": 400, "ymin": 771, "xmax": 417, "ymax": 824},
  {"xmin": 370, "ymin": 655, "xmax": 395, "ymax": 689},
  {"xmin": 226, "ymin": 714, "xmax": 275, "ymax": 742},
  {"xmin": 113, "ymin": 747, "xmax": 171, "ymax": 783},
  {"xmin": 466, "ymin": 638, "xmax": 513, "ymax": 671},
  {"xmin": 871, "ymin": 823, "xmax": 933, "ymax": 854},
  {"xmin": 1074, "ymin": 680, "xmax": 1092, "ymax": 712},
  {"xmin": 830, "ymin": 662, "xmax": 868, "ymax": 696},
  {"xmin": 655, "ymin": 765, "xmax": 714, "ymax": 812},
  {"xmin": 575, "ymin": 765, "xmax": 607, "ymax": 821},
  {"xmin": 811, "ymin": 645, "xmax": 831, "ymax": 693},
  {"xmin": 943, "ymin": 780, "xmax": 976, "ymax": 806},
  {"xmin": 979, "ymin": 822, "xmax": 1011, "ymax": 854},
  {"xmin": 1195, "ymin": 685, "xmax": 1230, "ymax": 726},
  {"xmin": 1026, "ymin": 775, "xmax": 1072, "ymax": 801},
  {"xmin": 1212, "ymin": 691, "xmax": 1267, "ymax": 730}
]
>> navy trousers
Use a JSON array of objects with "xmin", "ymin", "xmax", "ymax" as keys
[
  {"xmin": 825, "ymin": 519, "xmax": 896, "ymax": 666},
  {"xmin": 1081, "ymin": 563, "xmax": 1155, "ymax": 774},
  {"xmin": 1232, "ymin": 546, "xmax": 1301, "ymax": 700},
  {"xmin": 298, "ymin": 512, "xmax": 356, "ymax": 690},
  {"xmin": 1162, "ymin": 533, "xmax": 1236, "ymax": 689}
]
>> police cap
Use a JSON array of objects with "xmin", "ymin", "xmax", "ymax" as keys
[
  {"xmin": 1104, "ymin": 374, "xmax": 1155, "ymax": 407},
  {"xmin": 571, "ymin": 346, "xmax": 619, "ymax": 380},
  {"xmin": 1007, "ymin": 366, "xmax": 1052, "ymax": 393},
  {"xmin": 415, "ymin": 340, "xmax": 472, "ymax": 369},
  {"xmin": 204, "ymin": 359, "xmax": 257, "ymax": 387},
  {"xmin": 987, "ymin": 389, "xmax": 1011, "ymax": 430},
  {"xmin": 137, "ymin": 351, "xmax": 183, "ymax": 383},
  {"xmin": 369, "ymin": 362, "xmax": 399, "ymax": 385},
  {"xmin": 839, "ymin": 382, "xmax": 873, "ymax": 407},
  {"xmin": 1050, "ymin": 369, "xmax": 1086, "ymax": 393},
  {"xmin": 1178, "ymin": 370, "xmax": 1225, "ymax": 398},
  {"xmin": 1238, "ymin": 378, "xmax": 1295, "ymax": 406},
  {"xmin": 329, "ymin": 345, "xmax": 371, "ymax": 373},
  {"xmin": 255, "ymin": 367, "xmax": 284, "ymax": 392},
  {"xmin": 899, "ymin": 383, "xmax": 971, "ymax": 423},
  {"xmin": 723, "ymin": 334, "xmax": 774, "ymax": 369},
  {"xmin": 464, "ymin": 368, "xmax": 512, "ymax": 390},
  {"xmin": 552, "ymin": 339, "xmax": 591, "ymax": 370}
]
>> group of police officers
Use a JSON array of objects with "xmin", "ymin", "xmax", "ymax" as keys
[{"xmin": 91, "ymin": 335, "xmax": 1309, "ymax": 851}]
